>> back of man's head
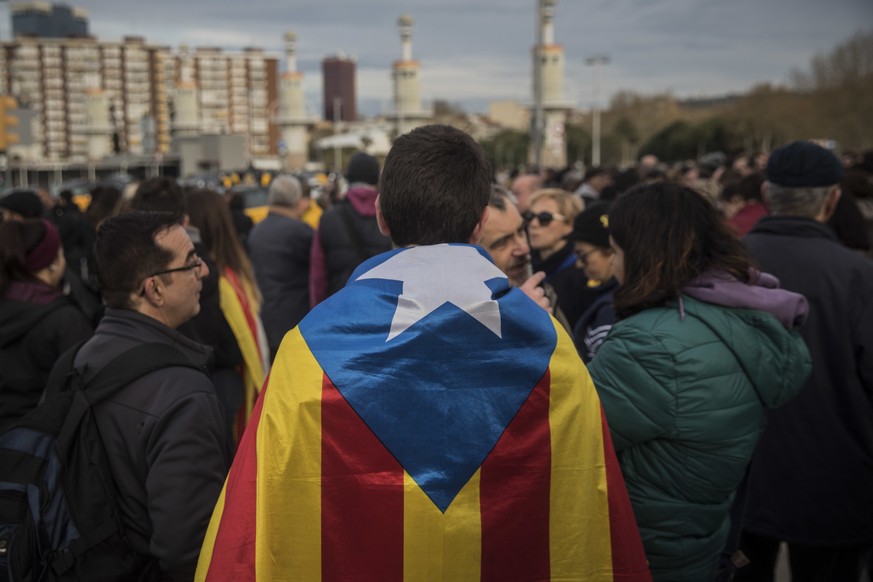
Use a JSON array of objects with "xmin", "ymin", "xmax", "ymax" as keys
[
  {"xmin": 345, "ymin": 153, "xmax": 380, "ymax": 187},
  {"xmin": 765, "ymin": 141, "xmax": 844, "ymax": 218},
  {"xmin": 95, "ymin": 211, "xmax": 181, "ymax": 310},
  {"xmin": 268, "ymin": 175, "xmax": 303, "ymax": 208},
  {"xmin": 510, "ymin": 173, "xmax": 543, "ymax": 212},
  {"xmin": 379, "ymin": 125, "xmax": 490, "ymax": 247},
  {"xmin": 132, "ymin": 177, "xmax": 187, "ymax": 214}
]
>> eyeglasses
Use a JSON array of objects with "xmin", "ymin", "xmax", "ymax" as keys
[
  {"xmin": 523, "ymin": 211, "xmax": 567, "ymax": 227},
  {"xmin": 575, "ymin": 249, "xmax": 599, "ymax": 264},
  {"xmin": 150, "ymin": 256, "xmax": 203, "ymax": 278}
]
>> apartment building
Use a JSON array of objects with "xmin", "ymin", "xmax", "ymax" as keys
[
  {"xmin": 0, "ymin": 35, "xmax": 279, "ymax": 162},
  {"xmin": 0, "ymin": 35, "xmax": 171, "ymax": 161}
]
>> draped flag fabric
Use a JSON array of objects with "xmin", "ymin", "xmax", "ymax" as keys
[
  {"xmin": 197, "ymin": 244, "xmax": 651, "ymax": 581},
  {"xmin": 219, "ymin": 267, "xmax": 270, "ymax": 433}
]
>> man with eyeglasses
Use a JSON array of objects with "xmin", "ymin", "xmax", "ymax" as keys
[
  {"xmin": 70, "ymin": 211, "xmax": 228, "ymax": 581},
  {"xmin": 481, "ymin": 186, "xmax": 570, "ymax": 331}
]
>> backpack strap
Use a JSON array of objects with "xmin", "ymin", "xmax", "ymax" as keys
[
  {"xmin": 49, "ymin": 342, "xmax": 207, "ymax": 574},
  {"xmin": 57, "ymin": 343, "xmax": 206, "ymax": 454},
  {"xmin": 43, "ymin": 339, "xmax": 89, "ymax": 399},
  {"xmin": 80, "ymin": 342, "xmax": 205, "ymax": 405}
]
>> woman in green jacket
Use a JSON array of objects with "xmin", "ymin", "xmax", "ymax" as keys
[{"xmin": 588, "ymin": 183, "xmax": 811, "ymax": 582}]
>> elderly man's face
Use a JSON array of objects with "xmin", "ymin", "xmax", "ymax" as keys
[{"xmin": 481, "ymin": 203, "xmax": 531, "ymax": 286}]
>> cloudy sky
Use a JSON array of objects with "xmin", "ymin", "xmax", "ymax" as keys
[{"xmin": 8, "ymin": 0, "xmax": 870, "ymax": 116}]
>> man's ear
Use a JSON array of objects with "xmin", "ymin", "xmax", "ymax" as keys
[
  {"xmin": 138, "ymin": 277, "xmax": 162, "ymax": 308},
  {"xmin": 468, "ymin": 206, "xmax": 490, "ymax": 245},
  {"xmin": 818, "ymin": 186, "xmax": 842, "ymax": 222},
  {"xmin": 375, "ymin": 195, "xmax": 391, "ymax": 237}
]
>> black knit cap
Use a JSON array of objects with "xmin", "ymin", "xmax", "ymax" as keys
[
  {"xmin": 766, "ymin": 141, "xmax": 844, "ymax": 188},
  {"xmin": 0, "ymin": 190, "xmax": 43, "ymax": 218},
  {"xmin": 572, "ymin": 201, "xmax": 611, "ymax": 248},
  {"xmin": 345, "ymin": 152, "xmax": 380, "ymax": 186}
]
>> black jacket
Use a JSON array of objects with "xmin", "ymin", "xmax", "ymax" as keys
[
  {"xmin": 318, "ymin": 198, "xmax": 391, "ymax": 297},
  {"xmin": 176, "ymin": 235, "xmax": 241, "ymax": 373},
  {"xmin": 74, "ymin": 309, "xmax": 228, "ymax": 580},
  {"xmin": 248, "ymin": 212, "xmax": 313, "ymax": 356},
  {"xmin": 743, "ymin": 216, "xmax": 873, "ymax": 544},
  {"xmin": 572, "ymin": 277, "xmax": 617, "ymax": 364},
  {"xmin": 0, "ymin": 291, "xmax": 92, "ymax": 430},
  {"xmin": 532, "ymin": 242, "xmax": 599, "ymax": 329}
]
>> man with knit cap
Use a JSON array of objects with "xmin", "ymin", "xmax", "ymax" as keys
[
  {"xmin": 309, "ymin": 152, "xmax": 391, "ymax": 306},
  {"xmin": 736, "ymin": 141, "xmax": 873, "ymax": 582}
]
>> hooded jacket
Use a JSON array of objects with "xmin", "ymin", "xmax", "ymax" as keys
[
  {"xmin": 587, "ymin": 272, "xmax": 811, "ymax": 582},
  {"xmin": 74, "ymin": 309, "xmax": 228, "ymax": 581},
  {"xmin": 309, "ymin": 186, "xmax": 392, "ymax": 307},
  {"xmin": 0, "ymin": 282, "xmax": 92, "ymax": 429}
]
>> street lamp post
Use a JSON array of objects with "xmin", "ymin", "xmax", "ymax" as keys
[
  {"xmin": 585, "ymin": 54, "xmax": 609, "ymax": 167},
  {"xmin": 532, "ymin": 0, "xmax": 545, "ymax": 172},
  {"xmin": 333, "ymin": 97, "xmax": 342, "ymax": 171}
]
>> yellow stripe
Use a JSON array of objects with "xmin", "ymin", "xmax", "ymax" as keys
[
  {"xmin": 255, "ymin": 327, "xmax": 323, "ymax": 580},
  {"xmin": 548, "ymin": 320, "xmax": 614, "ymax": 579},
  {"xmin": 219, "ymin": 276, "xmax": 267, "ymax": 420},
  {"xmin": 403, "ymin": 470, "xmax": 482, "ymax": 582},
  {"xmin": 194, "ymin": 485, "xmax": 226, "ymax": 581}
]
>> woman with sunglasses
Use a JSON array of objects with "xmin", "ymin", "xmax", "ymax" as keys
[
  {"xmin": 586, "ymin": 182, "xmax": 811, "ymax": 581},
  {"xmin": 525, "ymin": 188, "xmax": 593, "ymax": 328}
]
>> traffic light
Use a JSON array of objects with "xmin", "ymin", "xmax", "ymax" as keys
[{"xmin": 0, "ymin": 96, "xmax": 20, "ymax": 152}]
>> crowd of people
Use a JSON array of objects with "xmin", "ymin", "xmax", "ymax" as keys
[{"xmin": 0, "ymin": 128, "xmax": 872, "ymax": 581}]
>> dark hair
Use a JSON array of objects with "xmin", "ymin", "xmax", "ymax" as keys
[
  {"xmin": 489, "ymin": 184, "xmax": 514, "ymax": 211},
  {"xmin": 611, "ymin": 182, "xmax": 753, "ymax": 319},
  {"xmin": 95, "ymin": 211, "xmax": 180, "ymax": 309},
  {"xmin": 584, "ymin": 166, "xmax": 609, "ymax": 182},
  {"xmin": 227, "ymin": 191, "xmax": 246, "ymax": 211},
  {"xmin": 0, "ymin": 219, "xmax": 47, "ymax": 296},
  {"xmin": 379, "ymin": 124, "xmax": 491, "ymax": 246},
  {"xmin": 186, "ymin": 189, "xmax": 258, "ymax": 298},
  {"xmin": 132, "ymin": 177, "xmax": 187, "ymax": 214},
  {"xmin": 87, "ymin": 184, "xmax": 123, "ymax": 228}
]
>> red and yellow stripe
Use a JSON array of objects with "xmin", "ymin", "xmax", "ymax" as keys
[{"xmin": 196, "ymin": 322, "xmax": 649, "ymax": 581}]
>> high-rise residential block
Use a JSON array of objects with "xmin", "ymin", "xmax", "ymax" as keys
[{"xmin": 322, "ymin": 54, "xmax": 356, "ymax": 123}]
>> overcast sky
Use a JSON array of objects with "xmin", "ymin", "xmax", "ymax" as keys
[{"xmin": 8, "ymin": 0, "xmax": 871, "ymax": 116}]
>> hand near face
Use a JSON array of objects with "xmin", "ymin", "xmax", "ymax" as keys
[{"xmin": 520, "ymin": 271, "xmax": 551, "ymax": 312}]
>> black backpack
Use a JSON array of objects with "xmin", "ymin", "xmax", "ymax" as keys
[{"xmin": 0, "ymin": 342, "xmax": 204, "ymax": 582}]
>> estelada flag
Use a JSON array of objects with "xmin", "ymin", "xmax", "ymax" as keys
[{"xmin": 196, "ymin": 244, "xmax": 650, "ymax": 581}]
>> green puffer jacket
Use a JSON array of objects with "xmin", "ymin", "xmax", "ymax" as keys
[{"xmin": 588, "ymin": 296, "xmax": 810, "ymax": 582}]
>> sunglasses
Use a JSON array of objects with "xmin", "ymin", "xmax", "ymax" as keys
[{"xmin": 523, "ymin": 211, "xmax": 567, "ymax": 227}]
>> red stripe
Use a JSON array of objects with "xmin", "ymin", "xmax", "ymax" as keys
[
  {"xmin": 480, "ymin": 371, "xmax": 552, "ymax": 581},
  {"xmin": 600, "ymin": 406, "xmax": 652, "ymax": 581},
  {"xmin": 321, "ymin": 377, "xmax": 405, "ymax": 581},
  {"xmin": 203, "ymin": 375, "xmax": 271, "ymax": 582}
]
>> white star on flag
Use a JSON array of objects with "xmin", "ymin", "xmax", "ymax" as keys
[{"xmin": 357, "ymin": 245, "xmax": 507, "ymax": 342}]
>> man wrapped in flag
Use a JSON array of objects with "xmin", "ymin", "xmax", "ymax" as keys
[{"xmin": 196, "ymin": 125, "xmax": 651, "ymax": 581}]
